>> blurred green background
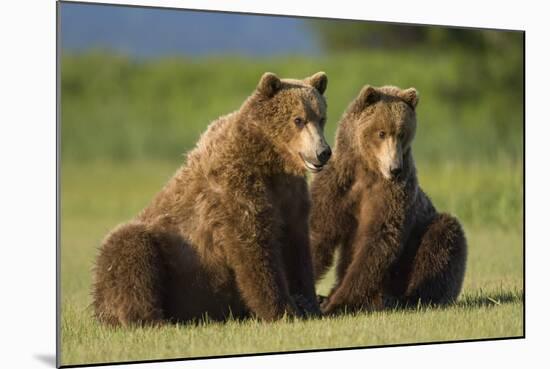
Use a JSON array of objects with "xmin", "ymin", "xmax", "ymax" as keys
[
  {"xmin": 61, "ymin": 20, "xmax": 523, "ymax": 228},
  {"xmin": 59, "ymin": 3, "xmax": 524, "ymax": 365}
]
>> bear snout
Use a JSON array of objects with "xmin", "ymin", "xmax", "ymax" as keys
[
  {"xmin": 316, "ymin": 145, "xmax": 332, "ymax": 165},
  {"xmin": 390, "ymin": 165, "xmax": 402, "ymax": 179}
]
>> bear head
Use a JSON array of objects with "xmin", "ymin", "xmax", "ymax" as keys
[
  {"xmin": 245, "ymin": 71, "xmax": 331, "ymax": 174},
  {"xmin": 345, "ymin": 85, "xmax": 419, "ymax": 181}
]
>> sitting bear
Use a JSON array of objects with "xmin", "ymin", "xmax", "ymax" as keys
[
  {"xmin": 309, "ymin": 85, "xmax": 467, "ymax": 314},
  {"xmin": 92, "ymin": 72, "xmax": 332, "ymax": 325}
]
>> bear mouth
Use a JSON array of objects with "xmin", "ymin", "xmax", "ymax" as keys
[{"xmin": 300, "ymin": 153, "xmax": 324, "ymax": 173}]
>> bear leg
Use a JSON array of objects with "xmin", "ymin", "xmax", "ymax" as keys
[
  {"xmin": 402, "ymin": 213, "xmax": 467, "ymax": 306},
  {"xmin": 92, "ymin": 221, "xmax": 166, "ymax": 326}
]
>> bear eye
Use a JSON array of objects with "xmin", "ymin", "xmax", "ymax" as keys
[
  {"xmin": 398, "ymin": 131, "xmax": 405, "ymax": 140},
  {"xmin": 319, "ymin": 117, "xmax": 326, "ymax": 125},
  {"xmin": 378, "ymin": 131, "xmax": 386, "ymax": 139},
  {"xmin": 294, "ymin": 117, "xmax": 305, "ymax": 127}
]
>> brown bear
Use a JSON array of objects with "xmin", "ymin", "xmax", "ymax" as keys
[
  {"xmin": 92, "ymin": 72, "xmax": 332, "ymax": 325},
  {"xmin": 309, "ymin": 85, "xmax": 467, "ymax": 314}
]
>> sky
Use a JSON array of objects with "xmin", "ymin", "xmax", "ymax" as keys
[{"xmin": 60, "ymin": 2, "xmax": 322, "ymax": 58}]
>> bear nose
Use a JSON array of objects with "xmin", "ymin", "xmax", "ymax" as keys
[
  {"xmin": 316, "ymin": 146, "xmax": 332, "ymax": 164},
  {"xmin": 390, "ymin": 166, "xmax": 402, "ymax": 177}
]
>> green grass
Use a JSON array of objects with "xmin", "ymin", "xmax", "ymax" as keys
[
  {"xmin": 62, "ymin": 294, "xmax": 522, "ymax": 364},
  {"xmin": 60, "ymin": 160, "xmax": 523, "ymax": 366}
]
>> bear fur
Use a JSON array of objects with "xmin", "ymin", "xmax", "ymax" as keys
[
  {"xmin": 309, "ymin": 85, "xmax": 467, "ymax": 314},
  {"xmin": 92, "ymin": 72, "xmax": 332, "ymax": 325}
]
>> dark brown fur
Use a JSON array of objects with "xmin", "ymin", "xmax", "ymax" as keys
[
  {"xmin": 310, "ymin": 85, "xmax": 467, "ymax": 314},
  {"xmin": 92, "ymin": 72, "xmax": 330, "ymax": 325}
]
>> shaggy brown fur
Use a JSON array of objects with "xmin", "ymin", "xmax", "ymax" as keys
[
  {"xmin": 310, "ymin": 85, "xmax": 467, "ymax": 314},
  {"xmin": 93, "ymin": 72, "xmax": 332, "ymax": 325}
]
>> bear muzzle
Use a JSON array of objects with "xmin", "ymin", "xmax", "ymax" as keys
[
  {"xmin": 300, "ymin": 153, "xmax": 325, "ymax": 173},
  {"xmin": 300, "ymin": 145, "xmax": 331, "ymax": 173}
]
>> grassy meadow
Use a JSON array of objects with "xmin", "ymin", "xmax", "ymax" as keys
[{"xmin": 60, "ymin": 48, "xmax": 523, "ymax": 366}]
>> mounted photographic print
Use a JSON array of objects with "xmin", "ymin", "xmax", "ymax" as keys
[{"xmin": 58, "ymin": 1, "xmax": 524, "ymax": 366}]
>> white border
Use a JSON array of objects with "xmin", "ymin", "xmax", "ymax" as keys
[
  {"xmin": 60, "ymin": 0, "xmax": 526, "ymax": 31},
  {"xmin": 2, "ymin": 0, "xmax": 548, "ymax": 368}
]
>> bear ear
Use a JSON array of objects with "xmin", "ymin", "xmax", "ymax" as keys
[
  {"xmin": 399, "ymin": 87, "xmax": 419, "ymax": 109},
  {"xmin": 257, "ymin": 72, "xmax": 282, "ymax": 98},
  {"xmin": 358, "ymin": 85, "xmax": 380, "ymax": 107},
  {"xmin": 306, "ymin": 72, "xmax": 328, "ymax": 95}
]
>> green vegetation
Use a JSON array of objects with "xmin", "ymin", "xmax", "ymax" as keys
[
  {"xmin": 61, "ymin": 45, "xmax": 523, "ymax": 166},
  {"xmin": 60, "ymin": 45, "xmax": 523, "ymax": 365},
  {"xmin": 311, "ymin": 20, "xmax": 523, "ymax": 53}
]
